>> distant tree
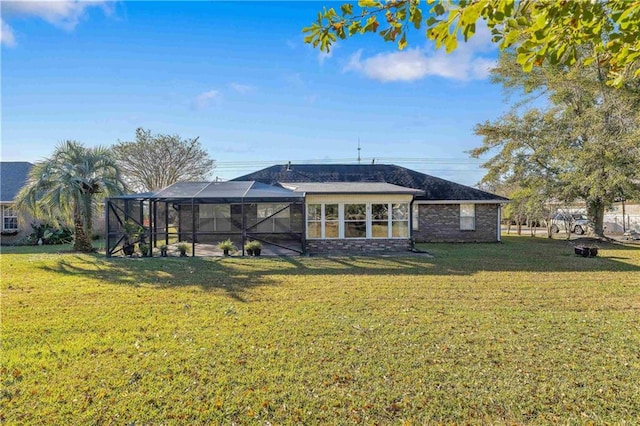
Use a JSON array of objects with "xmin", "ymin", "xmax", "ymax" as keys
[
  {"xmin": 471, "ymin": 49, "xmax": 640, "ymax": 237},
  {"xmin": 304, "ymin": 0, "xmax": 640, "ymax": 86},
  {"xmin": 113, "ymin": 128, "xmax": 215, "ymax": 192},
  {"xmin": 15, "ymin": 141, "xmax": 126, "ymax": 252}
]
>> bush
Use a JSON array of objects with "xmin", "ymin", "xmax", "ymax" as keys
[
  {"xmin": 176, "ymin": 242, "xmax": 190, "ymax": 257},
  {"xmin": 217, "ymin": 239, "xmax": 236, "ymax": 252},
  {"xmin": 27, "ymin": 223, "xmax": 73, "ymax": 245}
]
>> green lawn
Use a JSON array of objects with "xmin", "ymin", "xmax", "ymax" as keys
[{"xmin": 2, "ymin": 236, "xmax": 639, "ymax": 424}]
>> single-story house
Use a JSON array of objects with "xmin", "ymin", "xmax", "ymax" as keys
[
  {"xmin": 236, "ymin": 164, "xmax": 509, "ymax": 246},
  {"xmin": 105, "ymin": 163, "xmax": 508, "ymax": 256},
  {"xmin": 0, "ymin": 162, "xmax": 33, "ymax": 244}
]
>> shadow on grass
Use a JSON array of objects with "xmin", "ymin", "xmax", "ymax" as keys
[
  {"xmin": 36, "ymin": 255, "xmax": 277, "ymax": 302},
  {"xmin": 32, "ymin": 236, "xmax": 640, "ymax": 302}
]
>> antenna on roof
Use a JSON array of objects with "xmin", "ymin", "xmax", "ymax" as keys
[
  {"xmin": 357, "ymin": 138, "xmax": 361, "ymax": 164},
  {"xmin": 286, "ymin": 161, "xmax": 291, "ymax": 171}
]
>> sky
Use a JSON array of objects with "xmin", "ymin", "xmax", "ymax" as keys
[{"xmin": 1, "ymin": 0, "xmax": 510, "ymax": 186}]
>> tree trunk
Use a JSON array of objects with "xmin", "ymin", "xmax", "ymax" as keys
[
  {"xmin": 587, "ymin": 199, "xmax": 606, "ymax": 237},
  {"xmin": 73, "ymin": 213, "xmax": 93, "ymax": 252}
]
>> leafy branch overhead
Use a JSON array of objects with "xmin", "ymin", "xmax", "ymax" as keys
[{"xmin": 303, "ymin": 0, "xmax": 640, "ymax": 86}]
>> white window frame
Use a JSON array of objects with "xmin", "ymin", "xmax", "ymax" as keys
[
  {"xmin": 344, "ymin": 203, "xmax": 367, "ymax": 239},
  {"xmin": 2, "ymin": 205, "xmax": 18, "ymax": 231},
  {"xmin": 306, "ymin": 203, "xmax": 322, "ymax": 239},
  {"xmin": 460, "ymin": 203, "xmax": 476, "ymax": 231},
  {"xmin": 306, "ymin": 202, "xmax": 410, "ymax": 240}
]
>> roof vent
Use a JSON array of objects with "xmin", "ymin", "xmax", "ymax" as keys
[{"xmin": 286, "ymin": 161, "xmax": 291, "ymax": 171}]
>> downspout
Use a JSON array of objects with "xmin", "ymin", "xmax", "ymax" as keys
[
  {"xmin": 497, "ymin": 204, "xmax": 502, "ymax": 242},
  {"xmin": 301, "ymin": 200, "xmax": 307, "ymax": 255},
  {"xmin": 409, "ymin": 198, "xmax": 415, "ymax": 250}
]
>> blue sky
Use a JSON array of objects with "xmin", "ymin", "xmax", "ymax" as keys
[{"xmin": 1, "ymin": 1, "xmax": 508, "ymax": 185}]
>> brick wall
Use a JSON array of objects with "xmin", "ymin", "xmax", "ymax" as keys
[
  {"xmin": 306, "ymin": 238, "xmax": 411, "ymax": 254},
  {"xmin": 413, "ymin": 204, "xmax": 499, "ymax": 243}
]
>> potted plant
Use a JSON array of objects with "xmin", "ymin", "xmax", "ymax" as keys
[
  {"xmin": 122, "ymin": 220, "xmax": 142, "ymax": 256},
  {"xmin": 245, "ymin": 240, "xmax": 262, "ymax": 256},
  {"xmin": 251, "ymin": 240, "xmax": 262, "ymax": 256},
  {"xmin": 139, "ymin": 243, "xmax": 149, "ymax": 257},
  {"xmin": 177, "ymin": 242, "xmax": 190, "ymax": 257},
  {"xmin": 217, "ymin": 239, "xmax": 236, "ymax": 256},
  {"xmin": 244, "ymin": 241, "xmax": 254, "ymax": 256},
  {"xmin": 159, "ymin": 244, "xmax": 168, "ymax": 257}
]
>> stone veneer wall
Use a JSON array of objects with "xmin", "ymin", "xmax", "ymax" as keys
[
  {"xmin": 306, "ymin": 238, "xmax": 411, "ymax": 254},
  {"xmin": 413, "ymin": 204, "xmax": 499, "ymax": 243}
]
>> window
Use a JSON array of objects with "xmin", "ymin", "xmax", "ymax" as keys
[
  {"xmin": 460, "ymin": 204, "xmax": 475, "ymax": 230},
  {"xmin": 324, "ymin": 204, "xmax": 339, "ymax": 238},
  {"xmin": 257, "ymin": 204, "xmax": 290, "ymax": 232},
  {"xmin": 2, "ymin": 205, "xmax": 18, "ymax": 231},
  {"xmin": 307, "ymin": 204, "xmax": 322, "ymax": 238},
  {"xmin": 306, "ymin": 202, "xmax": 411, "ymax": 239},
  {"xmin": 412, "ymin": 204, "xmax": 419, "ymax": 231},
  {"xmin": 307, "ymin": 204, "xmax": 339, "ymax": 239},
  {"xmin": 371, "ymin": 204, "xmax": 389, "ymax": 238},
  {"xmin": 199, "ymin": 204, "xmax": 231, "ymax": 232},
  {"xmin": 392, "ymin": 203, "xmax": 409, "ymax": 237},
  {"xmin": 344, "ymin": 204, "xmax": 366, "ymax": 238}
]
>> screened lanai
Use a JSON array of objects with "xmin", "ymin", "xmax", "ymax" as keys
[{"xmin": 105, "ymin": 181, "xmax": 305, "ymax": 257}]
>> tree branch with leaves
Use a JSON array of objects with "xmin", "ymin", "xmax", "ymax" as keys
[
  {"xmin": 304, "ymin": 0, "xmax": 640, "ymax": 87},
  {"xmin": 113, "ymin": 128, "xmax": 216, "ymax": 192}
]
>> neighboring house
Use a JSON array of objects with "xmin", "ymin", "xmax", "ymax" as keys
[
  {"xmin": 0, "ymin": 162, "xmax": 33, "ymax": 244},
  {"xmin": 106, "ymin": 163, "xmax": 508, "ymax": 256}
]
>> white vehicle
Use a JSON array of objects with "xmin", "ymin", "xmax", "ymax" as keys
[{"xmin": 550, "ymin": 213, "xmax": 589, "ymax": 235}]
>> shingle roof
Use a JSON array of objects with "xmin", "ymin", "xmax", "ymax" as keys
[
  {"xmin": 280, "ymin": 182, "xmax": 424, "ymax": 195},
  {"xmin": 234, "ymin": 164, "xmax": 508, "ymax": 202},
  {"xmin": 0, "ymin": 162, "xmax": 33, "ymax": 202}
]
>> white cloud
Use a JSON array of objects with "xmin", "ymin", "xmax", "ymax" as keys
[
  {"xmin": 192, "ymin": 90, "xmax": 222, "ymax": 110},
  {"xmin": 229, "ymin": 83, "xmax": 253, "ymax": 94},
  {"xmin": 1, "ymin": 0, "xmax": 113, "ymax": 46},
  {"xmin": 1, "ymin": 19, "xmax": 16, "ymax": 47},
  {"xmin": 343, "ymin": 27, "xmax": 496, "ymax": 82}
]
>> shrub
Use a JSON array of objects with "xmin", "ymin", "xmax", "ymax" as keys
[
  {"xmin": 27, "ymin": 223, "xmax": 73, "ymax": 245},
  {"xmin": 176, "ymin": 242, "xmax": 190, "ymax": 256},
  {"xmin": 217, "ymin": 239, "xmax": 236, "ymax": 253}
]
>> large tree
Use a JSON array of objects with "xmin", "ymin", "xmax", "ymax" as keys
[
  {"xmin": 16, "ymin": 141, "xmax": 126, "ymax": 252},
  {"xmin": 304, "ymin": 0, "xmax": 640, "ymax": 86},
  {"xmin": 113, "ymin": 128, "xmax": 215, "ymax": 192},
  {"xmin": 471, "ymin": 49, "xmax": 640, "ymax": 237}
]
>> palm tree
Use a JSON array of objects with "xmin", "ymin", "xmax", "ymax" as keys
[{"xmin": 16, "ymin": 141, "xmax": 127, "ymax": 252}]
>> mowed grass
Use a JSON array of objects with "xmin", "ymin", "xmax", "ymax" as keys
[{"xmin": 1, "ymin": 236, "xmax": 639, "ymax": 424}]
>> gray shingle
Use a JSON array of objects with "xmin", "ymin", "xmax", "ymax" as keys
[
  {"xmin": 0, "ymin": 162, "xmax": 33, "ymax": 202},
  {"xmin": 234, "ymin": 164, "xmax": 508, "ymax": 201}
]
